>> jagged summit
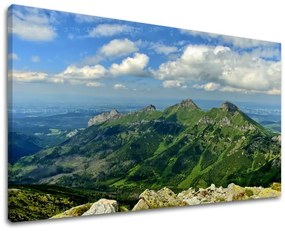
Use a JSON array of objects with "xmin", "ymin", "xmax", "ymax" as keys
[
  {"xmin": 141, "ymin": 104, "xmax": 156, "ymax": 112},
  {"xmin": 88, "ymin": 109, "xmax": 120, "ymax": 127},
  {"xmin": 220, "ymin": 101, "xmax": 239, "ymax": 112},
  {"xmin": 178, "ymin": 99, "xmax": 199, "ymax": 109},
  {"xmin": 109, "ymin": 109, "xmax": 120, "ymax": 115}
]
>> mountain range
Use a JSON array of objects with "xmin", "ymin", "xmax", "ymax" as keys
[{"xmin": 9, "ymin": 99, "xmax": 281, "ymax": 194}]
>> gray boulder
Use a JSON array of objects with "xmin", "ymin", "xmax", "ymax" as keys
[
  {"xmin": 132, "ymin": 199, "xmax": 149, "ymax": 211},
  {"xmin": 82, "ymin": 199, "xmax": 118, "ymax": 216},
  {"xmin": 132, "ymin": 187, "xmax": 186, "ymax": 211}
]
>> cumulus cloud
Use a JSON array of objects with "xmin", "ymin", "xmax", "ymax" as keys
[
  {"xmin": 58, "ymin": 64, "xmax": 107, "ymax": 80},
  {"xmin": 57, "ymin": 53, "xmax": 149, "ymax": 84},
  {"xmin": 8, "ymin": 6, "xmax": 57, "ymax": 41},
  {"xmin": 8, "ymin": 53, "xmax": 18, "ymax": 60},
  {"xmin": 113, "ymin": 83, "xmax": 127, "ymax": 90},
  {"xmin": 152, "ymin": 45, "xmax": 219, "ymax": 80},
  {"xmin": 86, "ymin": 82, "xmax": 104, "ymax": 87},
  {"xmin": 82, "ymin": 39, "xmax": 138, "ymax": 65},
  {"xmin": 110, "ymin": 53, "xmax": 149, "ymax": 76},
  {"xmin": 100, "ymin": 39, "xmax": 138, "ymax": 57},
  {"xmin": 88, "ymin": 24, "xmax": 133, "ymax": 37},
  {"xmin": 151, "ymin": 43, "xmax": 178, "ymax": 55},
  {"xmin": 8, "ymin": 70, "xmax": 48, "ymax": 82},
  {"xmin": 193, "ymin": 82, "xmax": 221, "ymax": 91},
  {"xmin": 152, "ymin": 44, "xmax": 281, "ymax": 95},
  {"xmin": 162, "ymin": 80, "xmax": 187, "ymax": 89},
  {"xmin": 31, "ymin": 55, "xmax": 40, "ymax": 63},
  {"xmin": 10, "ymin": 52, "xmax": 150, "ymax": 86}
]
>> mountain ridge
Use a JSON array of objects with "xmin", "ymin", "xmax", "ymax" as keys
[
  {"xmin": 88, "ymin": 109, "xmax": 120, "ymax": 127},
  {"xmin": 9, "ymin": 99, "xmax": 281, "ymax": 194}
]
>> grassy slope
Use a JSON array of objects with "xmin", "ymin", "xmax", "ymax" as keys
[
  {"xmin": 9, "ymin": 103, "xmax": 281, "ymax": 193},
  {"xmin": 8, "ymin": 184, "xmax": 138, "ymax": 222},
  {"xmin": 8, "ymin": 187, "xmax": 76, "ymax": 222}
]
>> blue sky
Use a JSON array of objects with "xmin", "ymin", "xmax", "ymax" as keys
[{"xmin": 8, "ymin": 5, "xmax": 281, "ymax": 106}]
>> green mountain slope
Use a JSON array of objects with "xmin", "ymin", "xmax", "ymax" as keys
[
  {"xmin": 9, "ymin": 99, "xmax": 281, "ymax": 193},
  {"xmin": 8, "ymin": 132, "xmax": 42, "ymax": 164}
]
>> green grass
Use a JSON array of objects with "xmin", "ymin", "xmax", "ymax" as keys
[
  {"xmin": 178, "ymin": 155, "xmax": 202, "ymax": 189},
  {"xmin": 8, "ymin": 184, "xmax": 140, "ymax": 222},
  {"xmin": 8, "ymin": 187, "xmax": 76, "ymax": 222}
]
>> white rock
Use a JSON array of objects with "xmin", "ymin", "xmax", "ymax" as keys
[
  {"xmin": 210, "ymin": 184, "xmax": 216, "ymax": 191},
  {"xmin": 184, "ymin": 197, "xmax": 201, "ymax": 205},
  {"xmin": 132, "ymin": 199, "xmax": 149, "ymax": 211},
  {"xmin": 217, "ymin": 186, "xmax": 224, "ymax": 193},
  {"xmin": 82, "ymin": 199, "xmax": 118, "ymax": 216}
]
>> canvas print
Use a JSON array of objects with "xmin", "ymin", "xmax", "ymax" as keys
[{"xmin": 8, "ymin": 5, "xmax": 281, "ymax": 222}]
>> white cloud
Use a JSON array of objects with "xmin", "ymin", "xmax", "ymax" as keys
[
  {"xmin": 251, "ymin": 47, "xmax": 281, "ymax": 60},
  {"xmin": 58, "ymin": 64, "xmax": 107, "ymax": 80},
  {"xmin": 8, "ymin": 7, "xmax": 57, "ymax": 41},
  {"xmin": 181, "ymin": 29, "xmax": 279, "ymax": 51},
  {"xmin": 113, "ymin": 83, "xmax": 127, "ymax": 90},
  {"xmin": 194, "ymin": 82, "xmax": 281, "ymax": 95},
  {"xmin": 100, "ymin": 39, "xmax": 138, "ymax": 57},
  {"xmin": 8, "ymin": 53, "xmax": 18, "ymax": 60},
  {"xmin": 89, "ymin": 24, "xmax": 133, "ymax": 37},
  {"xmin": 162, "ymin": 80, "xmax": 187, "ymax": 89},
  {"xmin": 8, "ymin": 70, "xmax": 67, "ymax": 84},
  {"xmin": 49, "ymin": 77, "xmax": 64, "ymax": 84},
  {"xmin": 86, "ymin": 82, "xmax": 104, "ymax": 87},
  {"xmin": 151, "ymin": 43, "xmax": 178, "ymax": 55},
  {"xmin": 82, "ymin": 39, "xmax": 138, "ymax": 65},
  {"xmin": 222, "ymin": 36, "xmax": 276, "ymax": 49},
  {"xmin": 193, "ymin": 82, "xmax": 221, "ymax": 91},
  {"xmin": 31, "ymin": 55, "xmax": 40, "ymax": 63},
  {"xmin": 266, "ymin": 88, "xmax": 281, "ymax": 95},
  {"xmin": 152, "ymin": 44, "xmax": 281, "ymax": 95},
  {"xmin": 8, "ymin": 70, "xmax": 48, "ymax": 82},
  {"xmin": 74, "ymin": 14, "xmax": 102, "ymax": 23},
  {"xmin": 152, "ymin": 45, "xmax": 216, "ymax": 80},
  {"xmin": 9, "ymin": 52, "xmax": 150, "ymax": 86},
  {"xmin": 180, "ymin": 29, "xmax": 220, "ymax": 40},
  {"xmin": 110, "ymin": 53, "xmax": 149, "ymax": 76}
]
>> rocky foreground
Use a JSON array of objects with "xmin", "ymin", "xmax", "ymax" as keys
[{"xmin": 51, "ymin": 183, "xmax": 281, "ymax": 219}]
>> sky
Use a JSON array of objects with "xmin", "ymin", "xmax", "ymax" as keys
[{"xmin": 8, "ymin": 5, "xmax": 281, "ymax": 107}]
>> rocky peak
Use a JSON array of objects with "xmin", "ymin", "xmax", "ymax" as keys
[
  {"xmin": 109, "ymin": 109, "xmax": 120, "ymax": 116},
  {"xmin": 141, "ymin": 104, "xmax": 156, "ymax": 112},
  {"xmin": 178, "ymin": 99, "xmax": 199, "ymax": 109},
  {"xmin": 220, "ymin": 101, "xmax": 239, "ymax": 112},
  {"xmin": 87, "ymin": 109, "xmax": 120, "ymax": 127}
]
